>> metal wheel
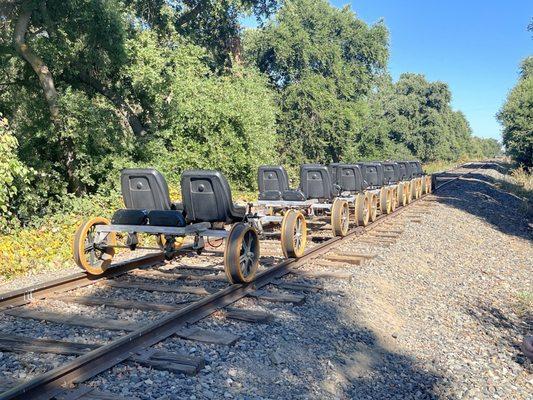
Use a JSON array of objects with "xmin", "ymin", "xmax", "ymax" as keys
[
  {"xmin": 73, "ymin": 217, "xmax": 116, "ymax": 275},
  {"xmin": 424, "ymin": 176, "xmax": 432, "ymax": 194},
  {"xmin": 368, "ymin": 193, "xmax": 378, "ymax": 222},
  {"xmin": 281, "ymin": 210, "xmax": 307, "ymax": 258},
  {"xmin": 408, "ymin": 180, "xmax": 415, "ymax": 204},
  {"xmin": 355, "ymin": 193, "xmax": 369, "ymax": 227},
  {"xmin": 398, "ymin": 183, "xmax": 407, "ymax": 207},
  {"xmin": 224, "ymin": 223, "xmax": 260, "ymax": 284},
  {"xmin": 390, "ymin": 188, "xmax": 398, "ymax": 212},
  {"xmin": 331, "ymin": 199, "xmax": 350, "ymax": 237},
  {"xmin": 416, "ymin": 179, "xmax": 423, "ymax": 198},
  {"xmin": 379, "ymin": 187, "xmax": 392, "ymax": 215}
]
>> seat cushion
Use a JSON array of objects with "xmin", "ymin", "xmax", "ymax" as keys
[
  {"xmin": 111, "ymin": 209, "xmax": 148, "ymax": 225},
  {"xmin": 259, "ymin": 190, "xmax": 282, "ymax": 201},
  {"xmin": 148, "ymin": 210, "xmax": 186, "ymax": 227},
  {"xmin": 282, "ymin": 190, "xmax": 306, "ymax": 202}
]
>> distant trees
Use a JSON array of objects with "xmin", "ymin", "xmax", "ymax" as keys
[
  {"xmin": 244, "ymin": 0, "xmax": 389, "ymax": 164},
  {"xmin": 498, "ymin": 56, "xmax": 533, "ymax": 167}
]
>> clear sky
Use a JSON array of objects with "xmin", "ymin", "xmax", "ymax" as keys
[{"xmin": 330, "ymin": 0, "xmax": 532, "ymax": 140}]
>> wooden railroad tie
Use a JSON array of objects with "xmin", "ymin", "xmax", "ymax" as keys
[
  {"xmin": 290, "ymin": 269, "xmax": 352, "ymax": 280},
  {"xmin": 324, "ymin": 253, "xmax": 365, "ymax": 265},
  {"xmin": 134, "ymin": 269, "xmax": 226, "ymax": 282},
  {"xmin": 0, "ymin": 334, "xmax": 204, "ymax": 376},
  {"xmin": 103, "ymin": 280, "xmax": 215, "ymax": 296},
  {"xmin": 248, "ymin": 289, "xmax": 306, "ymax": 305},
  {"xmin": 272, "ymin": 280, "xmax": 324, "ymax": 292}
]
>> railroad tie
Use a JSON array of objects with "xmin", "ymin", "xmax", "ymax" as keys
[
  {"xmin": 272, "ymin": 280, "xmax": 324, "ymax": 292},
  {"xmin": 103, "ymin": 280, "xmax": 215, "ymax": 296},
  {"xmin": 324, "ymin": 253, "xmax": 365, "ymax": 265},
  {"xmin": 290, "ymin": 269, "xmax": 352, "ymax": 280},
  {"xmin": 0, "ymin": 334, "xmax": 204, "ymax": 376},
  {"xmin": 4, "ymin": 308, "xmax": 140, "ymax": 331},
  {"xmin": 174, "ymin": 327, "xmax": 240, "ymax": 345},
  {"xmin": 222, "ymin": 307, "xmax": 274, "ymax": 323},
  {"xmin": 248, "ymin": 289, "xmax": 306, "ymax": 305}
]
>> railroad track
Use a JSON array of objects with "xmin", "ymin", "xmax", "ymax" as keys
[{"xmin": 0, "ymin": 163, "xmax": 484, "ymax": 400}]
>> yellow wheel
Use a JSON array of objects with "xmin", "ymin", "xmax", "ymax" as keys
[
  {"xmin": 408, "ymin": 180, "xmax": 416, "ymax": 203},
  {"xmin": 397, "ymin": 183, "xmax": 407, "ymax": 207},
  {"xmin": 390, "ymin": 188, "xmax": 397, "ymax": 212},
  {"xmin": 156, "ymin": 235, "xmax": 185, "ymax": 251},
  {"xmin": 355, "ymin": 193, "xmax": 369, "ymax": 226},
  {"xmin": 367, "ymin": 193, "xmax": 378, "ymax": 222},
  {"xmin": 423, "ymin": 176, "xmax": 432, "ymax": 194},
  {"xmin": 416, "ymin": 178, "xmax": 423, "ymax": 198},
  {"xmin": 331, "ymin": 199, "xmax": 350, "ymax": 237},
  {"xmin": 281, "ymin": 210, "xmax": 307, "ymax": 258},
  {"xmin": 224, "ymin": 223, "xmax": 260, "ymax": 284},
  {"xmin": 379, "ymin": 187, "xmax": 392, "ymax": 215},
  {"xmin": 73, "ymin": 217, "xmax": 116, "ymax": 275}
]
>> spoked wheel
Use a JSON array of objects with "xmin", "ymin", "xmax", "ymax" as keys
[
  {"xmin": 416, "ymin": 179, "xmax": 423, "ymax": 199},
  {"xmin": 379, "ymin": 187, "xmax": 392, "ymax": 215},
  {"xmin": 408, "ymin": 181, "xmax": 415, "ymax": 203},
  {"xmin": 398, "ymin": 183, "xmax": 407, "ymax": 207},
  {"xmin": 390, "ymin": 188, "xmax": 398, "ymax": 212},
  {"xmin": 331, "ymin": 199, "xmax": 350, "ymax": 237},
  {"xmin": 73, "ymin": 217, "xmax": 116, "ymax": 275},
  {"xmin": 368, "ymin": 193, "xmax": 378, "ymax": 222},
  {"xmin": 355, "ymin": 193, "xmax": 369, "ymax": 227},
  {"xmin": 423, "ymin": 176, "xmax": 432, "ymax": 194},
  {"xmin": 281, "ymin": 210, "xmax": 307, "ymax": 258},
  {"xmin": 224, "ymin": 223, "xmax": 260, "ymax": 284}
]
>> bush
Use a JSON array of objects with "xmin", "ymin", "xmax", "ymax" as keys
[{"xmin": 0, "ymin": 116, "xmax": 28, "ymax": 232}]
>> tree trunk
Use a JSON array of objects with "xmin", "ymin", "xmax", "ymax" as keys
[
  {"xmin": 13, "ymin": 1, "xmax": 59, "ymax": 121},
  {"xmin": 77, "ymin": 71, "xmax": 147, "ymax": 137}
]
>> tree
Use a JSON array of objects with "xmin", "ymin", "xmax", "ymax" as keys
[
  {"xmin": 244, "ymin": 0, "xmax": 389, "ymax": 164},
  {"xmin": 498, "ymin": 56, "xmax": 533, "ymax": 167}
]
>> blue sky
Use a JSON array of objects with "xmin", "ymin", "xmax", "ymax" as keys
[{"xmin": 246, "ymin": 1, "xmax": 532, "ymax": 140}]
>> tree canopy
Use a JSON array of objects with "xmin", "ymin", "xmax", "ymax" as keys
[
  {"xmin": 0, "ymin": 0, "xmax": 502, "ymax": 231},
  {"xmin": 498, "ymin": 56, "xmax": 533, "ymax": 167}
]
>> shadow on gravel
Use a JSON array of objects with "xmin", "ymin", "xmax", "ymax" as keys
[
  {"xmin": 222, "ymin": 292, "xmax": 449, "ymax": 400},
  {"xmin": 465, "ymin": 301, "xmax": 532, "ymax": 368},
  {"xmin": 434, "ymin": 162, "xmax": 532, "ymax": 242}
]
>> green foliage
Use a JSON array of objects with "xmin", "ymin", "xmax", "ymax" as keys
[
  {"xmin": 245, "ymin": 0, "xmax": 389, "ymax": 164},
  {"xmin": 0, "ymin": 116, "xmax": 28, "ymax": 231},
  {"xmin": 498, "ymin": 56, "xmax": 533, "ymax": 167}
]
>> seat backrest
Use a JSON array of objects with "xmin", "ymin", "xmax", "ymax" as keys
[
  {"xmin": 181, "ymin": 170, "xmax": 240, "ymax": 223},
  {"xmin": 408, "ymin": 161, "xmax": 422, "ymax": 176},
  {"xmin": 336, "ymin": 164, "xmax": 365, "ymax": 192},
  {"xmin": 257, "ymin": 166, "xmax": 289, "ymax": 193},
  {"xmin": 358, "ymin": 162, "xmax": 383, "ymax": 188},
  {"xmin": 382, "ymin": 162, "xmax": 400, "ymax": 185},
  {"xmin": 121, "ymin": 169, "xmax": 172, "ymax": 210},
  {"xmin": 396, "ymin": 161, "xmax": 414, "ymax": 180},
  {"xmin": 300, "ymin": 164, "xmax": 333, "ymax": 200},
  {"xmin": 412, "ymin": 161, "xmax": 423, "ymax": 175}
]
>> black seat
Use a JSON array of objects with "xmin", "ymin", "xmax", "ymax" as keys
[
  {"xmin": 258, "ymin": 166, "xmax": 290, "ymax": 200},
  {"xmin": 335, "ymin": 164, "xmax": 365, "ymax": 193},
  {"xmin": 357, "ymin": 162, "xmax": 384, "ymax": 188},
  {"xmin": 120, "ymin": 168, "xmax": 185, "ymax": 227},
  {"xmin": 121, "ymin": 168, "xmax": 173, "ymax": 210},
  {"xmin": 181, "ymin": 170, "xmax": 245, "ymax": 224},
  {"xmin": 382, "ymin": 162, "xmax": 400, "ymax": 185},
  {"xmin": 410, "ymin": 161, "xmax": 423, "ymax": 176},
  {"xmin": 300, "ymin": 164, "xmax": 334, "ymax": 201},
  {"xmin": 397, "ymin": 161, "xmax": 415, "ymax": 180}
]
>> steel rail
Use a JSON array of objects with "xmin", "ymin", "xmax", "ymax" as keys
[
  {"xmin": 0, "ymin": 253, "xmax": 165, "ymax": 310},
  {"xmin": 0, "ymin": 164, "xmax": 484, "ymax": 400}
]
